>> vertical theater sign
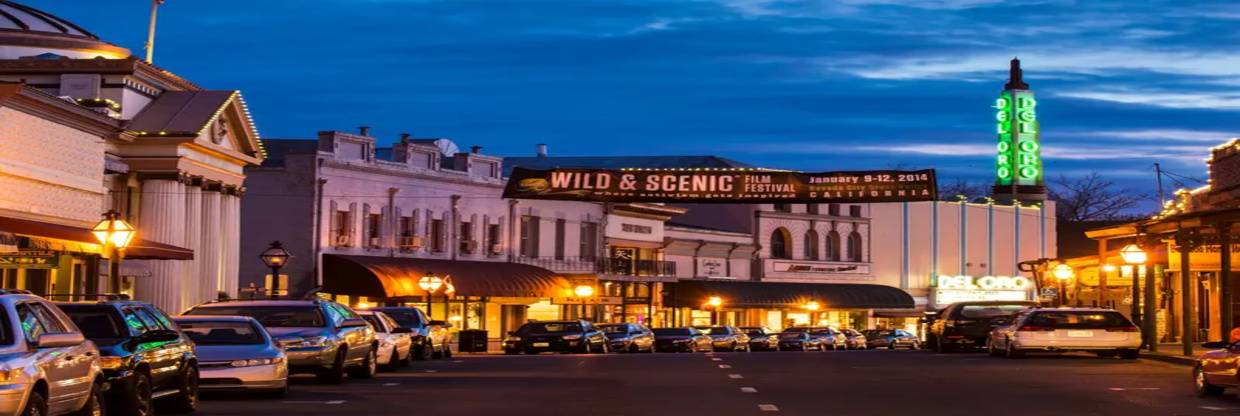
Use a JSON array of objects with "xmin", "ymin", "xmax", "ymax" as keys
[{"xmin": 993, "ymin": 58, "xmax": 1047, "ymax": 203}]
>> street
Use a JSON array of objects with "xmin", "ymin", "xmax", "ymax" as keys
[{"xmin": 198, "ymin": 350, "xmax": 1227, "ymax": 416}]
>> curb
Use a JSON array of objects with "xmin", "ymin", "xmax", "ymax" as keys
[{"xmin": 1140, "ymin": 353, "xmax": 1196, "ymax": 367}]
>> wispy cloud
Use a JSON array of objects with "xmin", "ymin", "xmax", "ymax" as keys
[
  {"xmin": 1055, "ymin": 90, "xmax": 1240, "ymax": 110},
  {"xmin": 824, "ymin": 50, "xmax": 1240, "ymax": 80},
  {"xmin": 1067, "ymin": 129, "xmax": 1238, "ymax": 142}
]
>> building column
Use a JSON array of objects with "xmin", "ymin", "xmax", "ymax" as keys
[
  {"xmin": 1177, "ymin": 231, "xmax": 1196, "ymax": 357},
  {"xmin": 200, "ymin": 189, "xmax": 222, "ymax": 301},
  {"xmin": 1220, "ymin": 223, "xmax": 1234, "ymax": 339},
  {"xmin": 183, "ymin": 182, "xmax": 203, "ymax": 308},
  {"xmin": 135, "ymin": 179, "xmax": 188, "ymax": 312},
  {"xmin": 222, "ymin": 191, "xmax": 242, "ymax": 298}
]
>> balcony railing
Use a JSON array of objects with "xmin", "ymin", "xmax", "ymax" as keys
[{"xmin": 513, "ymin": 256, "xmax": 676, "ymax": 277}]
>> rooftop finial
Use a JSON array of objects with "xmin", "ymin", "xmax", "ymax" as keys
[{"xmin": 1005, "ymin": 57, "xmax": 1029, "ymax": 90}]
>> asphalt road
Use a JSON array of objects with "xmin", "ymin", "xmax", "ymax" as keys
[{"xmin": 197, "ymin": 349, "xmax": 1236, "ymax": 416}]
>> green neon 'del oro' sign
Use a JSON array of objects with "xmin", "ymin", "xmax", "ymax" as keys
[{"xmin": 994, "ymin": 90, "xmax": 1041, "ymax": 187}]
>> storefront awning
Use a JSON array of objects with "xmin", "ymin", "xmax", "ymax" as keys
[
  {"xmin": 0, "ymin": 216, "xmax": 193, "ymax": 260},
  {"xmin": 666, "ymin": 280, "xmax": 915, "ymax": 309},
  {"xmin": 323, "ymin": 254, "xmax": 573, "ymax": 298}
]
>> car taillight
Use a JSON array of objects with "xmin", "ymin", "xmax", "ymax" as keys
[
  {"xmin": 1105, "ymin": 326, "xmax": 1140, "ymax": 332},
  {"xmin": 1017, "ymin": 325, "xmax": 1053, "ymax": 332}
]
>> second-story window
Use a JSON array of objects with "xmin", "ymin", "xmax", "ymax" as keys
[
  {"xmin": 487, "ymin": 224, "xmax": 501, "ymax": 255},
  {"xmin": 554, "ymin": 219, "xmax": 566, "ymax": 260},
  {"xmin": 770, "ymin": 228, "xmax": 791, "ymax": 259},
  {"xmin": 520, "ymin": 216, "xmax": 540, "ymax": 257},
  {"xmin": 366, "ymin": 214, "xmax": 381, "ymax": 248},
  {"xmin": 459, "ymin": 221, "xmax": 474, "ymax": 253},
  {"xmin": 849, "ymin": 205, "xmax": 863, "ymax": 217},
  {"xmin": 580, "ymin": 222, "xmax": 598, "ymax": 261},
  {"xmin": 827, "ymin": 231, "xmax": 841, "ymax": 261},
  {"xmin": 430, "ymin": 219, "xmax": 445, "ymax": 252},
  {"xmin": 804, "ymin": 230, "xmax": 819, "ymax": 260},
  {"xmin": 333, "ymin": 210, "xmax": 351, "ymax": 247},
  {"xmin": 828, "ymin": 204, "xmax": 840, "ymax": 216},
  {"xmin": 807, "ymin": 204, "xmax": 820, "ymax": 215},
  {"xmin": 847, "ymin": 231, "xmax": 863, "ymax": 261}
]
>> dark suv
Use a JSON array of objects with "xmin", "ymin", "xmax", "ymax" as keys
[
  {"xmin": 184, "ymin": 300, "xmax": 377, "ymax": 384},
  {"xmin": 58, "ymin": 299, "xmax": 199, "ymax": 415},
  {"xmin": 503, "ymin": 320, "xmax": 607, "ymax": 354},
  {"xmin": 927, "ymin": 301, "xmax": 1039, "ymax": 352},
  {"xmin": 371, "ymin": 307, "xmax": 452, "ymax": 360}
]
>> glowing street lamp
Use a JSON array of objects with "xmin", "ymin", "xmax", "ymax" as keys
[
  {"xmin": 259, "ymin": 241, "xmax": 292, "ymax": 300},
  {"xmin": 706, "ymin": 296, "xmax": 724, "ymax": 325},
  {"xmin": 574, "ymin": 284, "xmax": 595, "ymax": 320},
  {"xmin": 1051, "ymin": 263, "xmax": 1075, "ymax": 307},
  {"xmin": 419, "ymin": 273, "xmax": 443, "ymax": 318},
  {"xmin": 1120, "ymin": 244, "xmax": 1147, "ymax": 265},
  {"xmin": 93, "ymin": 210, "xmax": 136, "ymax": 293},
  {"xmin": 804, "ymin": 300, "xmax": 821, "ymax": 327}
]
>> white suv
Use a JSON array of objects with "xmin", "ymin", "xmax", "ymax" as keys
[
  {"xmin": 986, "ymin": 307, "xmax": 1142, "ymax": 359},
  {"xmin": 0, "ymin": 291, "xmax": 105, "ymax": 415}
]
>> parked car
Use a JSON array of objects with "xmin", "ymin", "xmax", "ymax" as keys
[
  {"xmin": 985, "ymin": 307, "xmax": 1141, "ymax": 359},
  {"xmin": 0, "ymin": 291, "xmax": 105, "ymax": 416},
  {"xmin": 358, "ymin": 310, "xmax": 414, "ymax": 370},
  {"xmin": 653, "ymin": 327, "xmax": 713, "ymax": 352},
  {"xmin": 372, "ymin": 307, "xmax": 452, "ymax": 360},
  {"xmin": 1196, "ymin": 340, "xmax": 1240, "ymax": 397},
  {"xmin": 59, "ymin": 298, "xmax": 199, "ymax": 415},
  {"xmin": 863, "ymin": 329, "xmax": 920, "ymax": 350},
  {"xmin": 173, "ymin": 315, "xmax": 289, "ymax": 396},
  {"xmin": 927, "ymin": 301, "xmax": 1039, "ymax": 352},
  {"xmin": 503, "ymin": 320, "xmax": 608, "ymax": 354},
  {"xmin": 776, "ymin": 331, "xmax": 826, "ymax": 351},
  {"xmin": 840, "ymin": 328, "xmax": 868, "ymax": 350},
  {"xmin": 184, "ymin": 300, "xmax": 377, "ymax": 384},
  {"xmin": 696, "ymin": 326, "xmax": 751, "ymax": 352},
  {"xmin": 597, "ymin": 323, "xmax": 655, "ymax": 353},
  {"xmin": 794, "ymin": 327, "xmax": 846, "ymax": 350},
  {"xmin": 740, "ymin": 327, "xmax": 779, "ymax": 351}
]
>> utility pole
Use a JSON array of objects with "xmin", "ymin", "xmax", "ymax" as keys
[
  {"xmin": 1154, "ymin": 163, "xmax": 1165, "ymax": 209},
  {"xmin": 144, "ymin": 0, "xmax": 166, "ymax": 63}
]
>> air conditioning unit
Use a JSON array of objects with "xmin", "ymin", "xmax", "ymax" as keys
[
  {"xmin": 334, "ymin": 235, "xmax": 351, "ymax": 246},
  {"xmin": 369, "ymin": 237, "xmax": 382, "ymax": 248},
  {"xmin": 460, "ymin": 240, "xmax": 478, "ymax": 253},
  {"xmin": 399, "ymin": 236, "xmax": 424, "ymax": 249},
  {"xmin": 490, "ymin": 244, "xmax": 503, "ymax": 255}
]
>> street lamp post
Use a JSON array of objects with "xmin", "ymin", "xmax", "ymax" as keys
[
  {"xmin": 1051, "ymin": 263, "xmax": 1075, "ymax": 307},
  {"xmin": 418, "ymin": 273, "xmax": 443, "ymax": 319},
  {"xmin": 92, "ymin": 211, "xmax": 136, "ymax": 294},
  {"xmin": 707, "ymin": 296, "xmax": 723, "ymax": 325},
  {"xmin": 574, "ymin": 285, "xmax": 595, "ymax": 320},
  {"xmin": 259, "ymin": 241, "xmax": 292, "ymax": 300},
  {"xmin": 804, "ymin": 301, "xmax": 820, "ymax": 327},
  {"xmin": 1119, "ymin": 244, "xmax": 1148, "ymax": 347}
]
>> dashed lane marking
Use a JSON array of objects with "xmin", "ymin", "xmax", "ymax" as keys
[
  {"xmin": 758, "ymin": 404, "xmax": 779, "ymax": 412},
  {"xmin": 728, "ymin": 374, "xmax": 744, "ymax": 379},
  {"xmin": 1107, "ymin": 387, "xmax": 1161, "ymax": 391},
  {"xmin": 282, "ymin": 401, "xmax": 347, "ymax": 405},
  {"xmin": 1200, "ymin": 406, "xmax": 1237, "ymax": 411},
  {"xmin": 424, "ymin": 369, "xmax": 438, "ymax": 373},
  {"xmin": 383, "ymin": 383, "xmax": 400, "ymax": 386},
  {"xmin": 452, "ymin": 360, "xmax": 464, "ymax": 363},
  {"xmin": 740, "ymin": 387, "xmax": 757, "ymax": 393},
  {"xmin": 719, "ymin": 364, "xmax": 732, "ymax": 369},
  {"xmin": 711, "ymin": 358, "xmax": 723, "ymax": 361}
]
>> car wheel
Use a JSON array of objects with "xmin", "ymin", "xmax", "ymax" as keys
[
  {"xmin": 21, "ymin": 389, "xmax": 46, "ymax": 416},
  {"xmin": 1005, "ymin": 342, "xmax": 1024, "ymax": 359},
  {"xmin": 68, "ymin": 381, "xmax": 104, "ymax": 416},
  {"xmin": 889, "ymin": 342, "xmax": 898, "ymax": 350},
  {"xmin": 160, "ymin": 365, "xmax": 199, "ymax": 414},
  {"xmin": 1095, "ymin": 350, "xmax": 1118, "ymax": 358},
  {"xmin": 443, "ymin": 345, "xmax": 453, "ymax": 359},
  {"xmin": 911, "ymin": 341, "xmax": 921, "ymax": 350},
  {"xmin": 1195, "ymin": 365, "xmax": 1225, "ymax": 397},
  {"xmin": 1118, "ymin": 349, "xmax": 1139, "ymax": 360},
  {"xmin": 348, "ymin": 347, "xmax": 378, "ymax": 379},
  {"xmin": 317, "ymin": 349, "xmax": 347, "ymax": 384},
  {"xmin": 119, "ymin": 371, "xmax": 155, "ymax": 416},
  {"xmin": 415, "ymin": 342, "xmax": 433, "ymax": 361},
  {"xmin": 383, "ymin": 348, "xmax": 401, "ymax": 371},
  {"xmin": 399, "ymin": 347, "xmax": 413, "ymax": 367},
  {"xmin": 931, "ymin": 336, "xmax": 942, "ymax": 352},
  {"xmin": 504, "ymin": 349, "xmax": 519, "ymax": 355},
  {"xmin": 264, "ymin": 383, "xmax": 290, "ymax": 399}
]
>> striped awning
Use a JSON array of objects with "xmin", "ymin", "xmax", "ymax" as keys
[
  {"xmin": 323, "ymin": 254, "xmax": 573, "ymax": 298},
  {"xmin": 666, "ymin": 280, "xmax": 915, "ymax": 310}
]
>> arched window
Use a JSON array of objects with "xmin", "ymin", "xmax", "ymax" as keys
[
  {"xmin": 770, "ymin": 228, "xmax": 791, "ymax": 259},
  {"xmin": 826, "ymin": 231, "xmax": 841, "ymax": 261},
  {"xmin": 804, "ymin": 230, "xmax": 819, "ymax": 260},
  {"xmin": 847, "ymin": 231, "xmax": 863, "ymax": 262}
]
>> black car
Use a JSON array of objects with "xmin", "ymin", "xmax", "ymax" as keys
[
  {"xmin": 927, "ymin": 301, "xmax": 1038, "ymax": 352},
  {"xmin": 653, "ymin": 327, "xmax": 713, "ymax": 352},
  {"xmin": 785, "ymin": 326, "xmax": 843, "ymax": 350},
  {"xmin": 597, "ymin": 323, "xmax": 655, "ymax": 353},
  {"xmin": 740, "ymin": 327, "xmax": 779, "ymax": 351},
  {"xmin": 776, "ymin": 331, "xmax": 825, "ymax": 351},
  {"xmin": 372, "ymin": 307, "xmax": 453, "ymax": 360},
  {"xmin": 503, "ymin": 320, "xmax": 607, "ymax": 354},
  {"xmin": 59, "ymin": 300, "xmax": 200, "ymax": 415}
]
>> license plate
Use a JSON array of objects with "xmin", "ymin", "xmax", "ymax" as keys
[
  {"xmin": 533, "ymin": 342, "xmax": 550, "ymax": 347},
  {"xmin": 1066, "ymin": 330, "xmax": 1093, "ymax": 338}
]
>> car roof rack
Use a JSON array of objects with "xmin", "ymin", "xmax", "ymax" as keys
[{"xmin": 41, "ymin": 293, "xmax": 130, "ymax": 302}]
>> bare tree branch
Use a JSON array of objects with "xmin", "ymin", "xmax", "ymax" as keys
[
  {"xmin": 1048, "ymin": 173, "xmax": 1150, "ymax": 221},
  {"xmin": 938, "ymin": 178, "xmax": 989, "ymax": 201}
]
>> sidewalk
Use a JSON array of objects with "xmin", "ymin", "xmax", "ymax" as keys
[{"xmin": 1138, "ymin": 343, "xmax": 1208, "ymax": 366}]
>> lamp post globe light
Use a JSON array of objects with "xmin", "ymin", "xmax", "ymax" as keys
[
  {"xmin": 259, "ymin": 241, "xmax": 292, "ymax": 300},
  {"xmin": 707, "ymin": 296, "xmax": 723, "ymax": 325},
  {"xmin": 1120, "ymin": 244, "xmax": 1147, "ymax": 265},
  {"xmin": 92, "ymin": 210, "xmax": 136, "ymax": 293},
  {"xmin": 1051, "ymin": 263, "xmax": 1075, "ymax": 307},
  {"xmin": 804, "ymin": 301, "xmax": 820, "ymax": 327},
  {"xmin": 574, "ymin": 284, "xmax": 595, "ymax": 320},
  {"xmin": 418, "ymin": 273, "xmax": 443, "ymax": 317}
]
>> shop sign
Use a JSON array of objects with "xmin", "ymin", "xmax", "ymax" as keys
[
  {"xmin": 504, "ymin": 167, "xmax": 937, "ymax": 204},
  {"xmin": 0, "ymin": 250, "xmax": 57, "ymax": 269},
  {"xmin": 1168, "ymin": 243, "xmax": 1240, "ymax": 271},
  {"xmin": 772, "ymin": 261, "xmax": 867, "ymax": 275},
  {"xmin": 622, "ymin": 297, "xmax": 650, "ymax": 304},
  {"xmin": 932, "ymin": 275, "xmax": 1032, "ymax": 308},
  {"xmin": 552, "ymin": 296, "xmax": 623, "ymax": 305},
  {"xmin": 699, "ymin": 258, "xmax": 725, "ymax": 277}
]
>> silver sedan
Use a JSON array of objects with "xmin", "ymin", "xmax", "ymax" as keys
[{"xmin": 174, "ymin": 315, "xmax": 290, "ymax": 397}]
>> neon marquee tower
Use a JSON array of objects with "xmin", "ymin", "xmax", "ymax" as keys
[{"xmin": 992, "ymin": 58, "xmax": 1047, "ymax": 203}]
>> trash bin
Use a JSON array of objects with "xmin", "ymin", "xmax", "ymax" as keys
[{"xmin": 458, "ymin": 330, "xmax": 488, "ymax": 353}]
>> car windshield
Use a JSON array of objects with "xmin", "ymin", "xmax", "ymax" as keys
[
  {"xmin": 745, "ymin": 330, "xmax": 765, "ymax": 336},
  {"xmin": 708, "ymin": 327, "xmax": 731, "ymax": 335},
  {"xmin": 520, "ymin": 323, "xmax": 582, "ymax": 334},
  {"xmin": 375, "ymin": 309, "xmax": 422, "ymax": 327},
  {"xmin": 782, "ymin": 327, "xmax": 808, "ymax": 333},
  {"xmin": 1026, "ymin": 311, "xmax": 1131, "ymax": 329},
  {"xmin": 185, "ymin": 306, "xmax": 325, "ymax": 327},
  {"xmin": 867, "ymin": 330, "xmax": 894, "ymax": 337},
  {"xmin": 778, "ymin": 332, "xmax": 805, "ymax": 340},
  {"xmin": 809, "ymin": 328, "xmax": 834, "ymax": 335},
  {"xmin": 178, "ymin": 321, "xmax": 265, "ymax": 345},
  {"xmin": 60, "ymin": 305, "xmax": 127, "ymax": 340},
  {"xmin": 598, "ymin": 325, "xmax": 629, "ymax": 334},
  {"xmin": 654, "ymin": 328, "xmax": 692, "ymax": 336},
  {"xmin": 361, "ymin": 315, "xmax": 383, "ymax": 330},
  {"xmin": 959, "ymin": 304, "xmax": 1032, "ymax": 319}
]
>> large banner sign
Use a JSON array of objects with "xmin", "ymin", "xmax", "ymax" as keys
[{"xmin": 504, "ymin": 167, "xmax": 937, "ymax": 203}]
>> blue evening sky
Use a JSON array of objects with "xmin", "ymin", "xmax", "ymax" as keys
[{"xmin": 33, "ymin": 1, "xmax": 1240, "ymax": 206}]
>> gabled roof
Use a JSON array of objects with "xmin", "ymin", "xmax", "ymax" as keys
[
  {"xmin": 502, "ymin": 155, "xmax": 751, "ymax": 176},
  {"xmin": 127, "ymin": 90, "xmax": 235, "ymax": 135}
]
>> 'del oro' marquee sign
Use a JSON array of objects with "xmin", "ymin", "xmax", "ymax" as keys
[
  {"xmin": 503, "ymin": 167, "xmax": 937, "ymax": 204},
  {"xmin": 932, "ymin": 275, "xmax": 1032, "ymax": 307},
  {"xmin": 994, "ymin": 91, "xmax": 1042, "ymax": 188}
]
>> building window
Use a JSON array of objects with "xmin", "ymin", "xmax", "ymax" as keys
[
  {"xmin": 520, "ymin": 216, "xmax": 540, "ymax": 257},
  {"xmin": 827, "ymin": 230, "xmax": 841, "ymax": 261},
  {"xmin": 430, "ymin": 219, "xmax": 445, "ymax": 252},
  {"xmin": 849, "ymin": 205, "xmax": 863, "ymax": 217},
  {"xmin": 580, "ymin": 221, "xmax": 599, "ymax": 260},
  {"xmin": 333, "ymin": 211, "xmax": 351, "ymax": 247},
  {"xmin": 366, "ymin": 214, "xmax": 382, "ymax": 248},
  {"xmin": 770, "ymin": 228, "xmax": 791, "ymax": 259},
  {"xmin": 459, "ymin": 221, "xmax": 474, "ymax": 253},
  {"xmin": 773, "ymin": 203, "xmax": 792, "ymax": 213},
  {"xmin": 487, "ymin": 224, "xmax": 501, "ymax": 255},
  {"xmin": 804, "ymin": 230, "xmax": 819, "ymax": 260},
  {"xmin": 828, "ymin": 204, "xmax": 840, "ymax": 216},
  {"xmin": 807, "ymin": 204, "xmax": 820, "ymax": 215},
  {"xmin": 847, "ymin": 231, "xmax": 863, "ymax": 262},
  {"xmin": 554, "ymin": 219, "xmax": 566, "ymax": 260}
]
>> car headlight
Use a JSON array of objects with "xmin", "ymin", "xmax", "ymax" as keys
[
  {"xmin": 301, "ymin": 336, "xmax": 332, "ymax": 348},
  {"xmin": 98, "ymin": 356, "xmax": 125, "ymax": 370},
  {"xmin": 0, "ymin": 367, "xmax": 22, "ymax": 384},
  {"xmin": 562, "ymin": 334, "xmax": 583, "ymax": 340},
  {"xmin": 506, "ymin": 336, "xmax": 521, "ymax": 342},
  {"xmin": 230, "ymin": 357, "xmax": 284, "ymax": 368}
]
